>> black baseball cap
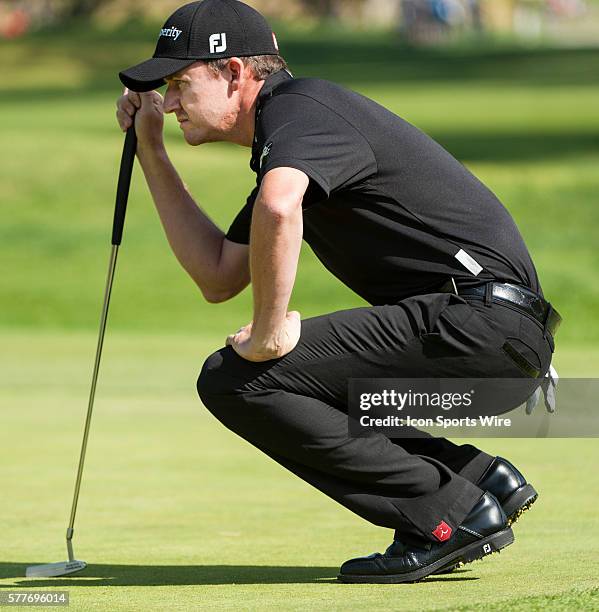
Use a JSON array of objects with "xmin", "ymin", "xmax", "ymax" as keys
[{"xmin": 119, "ymin": 0, "xmax": 280, "ymax": 92}]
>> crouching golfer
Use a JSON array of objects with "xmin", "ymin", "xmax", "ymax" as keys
[{"xmin": 117, "ymin": 0, "xmax": 561, "ymax": 583}]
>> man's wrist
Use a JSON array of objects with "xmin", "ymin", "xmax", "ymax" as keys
[
  {"xmin": 136, "ymin": 139, "xmax": 167, "ymax": 163},
  {"xmin": 249, "ymin": 336, "xmax": 281, "ymax": 357},
  {"xmin": 250, "ymin": 317, "xmax": 286, "ymax": 353}
]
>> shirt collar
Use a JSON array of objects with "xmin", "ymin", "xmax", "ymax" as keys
[{"xmin": 257, "ymin": 69, "xmax": 294, "ymax": 108}]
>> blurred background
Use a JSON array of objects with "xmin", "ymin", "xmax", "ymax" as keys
[
  {"xmin": 1, "ymin": 1, "xmax": 598, "ymax": 608},
  {"xmin": 1, "ymin": 0, "xmax": 597, "ymax": 346},
  {"xmin": 2, "ymin": 0, "xmax": 599, "ymax": 43}
]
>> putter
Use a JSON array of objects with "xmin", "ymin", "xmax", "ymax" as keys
[{"xmin": 26, "ymin": 127, "xmax": 137, "ymax": 578}]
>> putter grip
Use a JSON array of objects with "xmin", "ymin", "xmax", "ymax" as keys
[{"xmin": 111, "ymin": 127, "xmax": 137, "ymax": 246}]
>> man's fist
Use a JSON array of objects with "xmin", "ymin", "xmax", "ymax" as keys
[
  {"xmin": 116, "ymin": 88, "xmax": 164, "ymax": 149},
  {"xmin": 226, "ymin": 311, "xmax": 302, "ymax": 362}
]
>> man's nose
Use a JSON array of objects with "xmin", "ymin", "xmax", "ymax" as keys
[{"xmin": 163, "ymin": 84, "xmax": 180, "ymax": 114}]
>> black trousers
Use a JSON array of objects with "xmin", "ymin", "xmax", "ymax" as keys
[{"xmin": 197, "ymin": 292, "xmax": 553, "ymax": 544}]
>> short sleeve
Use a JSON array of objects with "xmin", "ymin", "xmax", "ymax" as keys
[
  {"xmin": 225, "ymin": 186, "xmax": 258, "ymax": 245},
  {"xmin": 257, "ymin": 94, "xmax": 377, "ymax": 206}
]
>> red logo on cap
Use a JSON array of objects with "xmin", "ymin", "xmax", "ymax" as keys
[{"xmin": 432, "ymin": 521, "xmax": 452, "ymax": 542}]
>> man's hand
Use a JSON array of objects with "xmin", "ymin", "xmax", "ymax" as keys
[
  {"xmin": 226, "ymin": 311, "xmax": 301, "ymax": 362},
  {"xmin": 116, "ymin": 88, "xmax": 165, "ymax": 150}
]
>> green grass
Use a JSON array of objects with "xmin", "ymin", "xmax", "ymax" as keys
[
  {"xmin": 1, "ymin": 23, "xmax": 598, "ymax": 611},
  {"xmin": 1, "ymin": 26, "xmax": 598, "ymax": 344},
  {"xmin": 0, "ymin": 332, "xmax": 598, "ymax": 610}
]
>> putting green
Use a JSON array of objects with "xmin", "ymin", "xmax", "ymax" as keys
[
  {"xmin": 1, "ymin": 332, "xmax": 598, "ymax": 610},
  {"xmin": 2, "ymin": 23, "xmax": 598, "ymax": 610}
]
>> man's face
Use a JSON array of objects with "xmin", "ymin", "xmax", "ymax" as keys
[{"xmin": 163, "ymin": 61, "xmax": 240, "ymax": 145}]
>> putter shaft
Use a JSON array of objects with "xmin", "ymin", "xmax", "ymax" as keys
[
  {"xmin": 27, "ymin": 129, "xmax": 135, "ymax": 578},
  {"xmin": 66, "ymin": 244, "xmax": 120, "ymax": 559}
]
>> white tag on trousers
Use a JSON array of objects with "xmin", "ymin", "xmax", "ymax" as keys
[{"xmin": 455, "ymin": 249, "xmax": 483, "ymax": 276}]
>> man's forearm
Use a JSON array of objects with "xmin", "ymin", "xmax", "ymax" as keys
[
  {"xmin": 136, "ymin": 145, "xmax": 228, "ymax": 298},
  {"xmin": 250, "ymin": 196, "xmax": 303, "ymax": 349}
]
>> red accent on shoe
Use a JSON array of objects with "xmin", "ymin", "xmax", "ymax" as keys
[{"xmin": 432, "ymin": 521, "xmax": 452, "ymax": 542}]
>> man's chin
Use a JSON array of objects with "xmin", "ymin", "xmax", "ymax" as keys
[
  {"xmin": 182, "ymin": 130, "xmax": 205, "ymax": 146},
  {"xmin": 181, "ymin": 125, "xmax": 218, "ymax": 146}
]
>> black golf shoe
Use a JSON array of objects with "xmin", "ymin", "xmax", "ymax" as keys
[
  {"xmin": 477, "ymin": 456, "xmax": 538, "ymax": 526},
  {"xmin": 434, "ymin": 456, "xmax": 537, "ymax": 576},
  {"xmin": 337, "ymin": 492, "xmax": 513, "ymax": 584}
]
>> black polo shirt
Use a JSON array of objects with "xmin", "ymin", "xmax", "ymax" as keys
[{"xmin": 226, "ymin": 70, "xmax": 541, "ymax": 305}]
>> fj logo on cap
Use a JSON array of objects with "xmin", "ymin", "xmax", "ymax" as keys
[
  {"xmin": 160, "ymin": 25, "xmax": 182, "ymax": 41},
  {"xmin": 209, "ymin": 33, "xmax": 227, "ymax": 54}
]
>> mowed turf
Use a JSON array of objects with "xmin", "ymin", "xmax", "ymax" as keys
[
  {"xmin": 1, "ymin": 27, "xmax": 598, "ymax": 342},
  {"xmin": 1, "ymin": 23, "xmax": 598, "ymax": 611},
  {"xmin": 0, "ymin": 332, "xmax": 598, "ymax": 611}
]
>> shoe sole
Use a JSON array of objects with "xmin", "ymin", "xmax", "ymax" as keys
[
  {"xmin": 337, "ymin": 527, "xmax": 514, "ymax": 584},
  {"xmin": 433, "ymin": 484, "xmax": 538, "ymax": 575},
  {"xmin": 503, "ymin": 484, "xmax": 538, "ymax": 526}
]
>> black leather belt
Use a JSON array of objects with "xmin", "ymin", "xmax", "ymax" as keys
[{"xmin": 442, "ymin": 280, "xmax": 562, "ymax": 339}]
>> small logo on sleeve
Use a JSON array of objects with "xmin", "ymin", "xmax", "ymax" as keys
[
  {"xmin": 160, "ymin": 26, "xmax": 182, "ymax": 41},
  {"xmin": 209, "ymin": 32, "xmax": 227, "ymax": 54},
  {"xmin": 260, "ymin": 142, "xmax": 272, "ymax": 169},
  {"xmin": 432, "ymin": 521, "xmax": 453, "ymax": 542}
]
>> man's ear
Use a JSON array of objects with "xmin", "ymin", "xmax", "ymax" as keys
[{"xmin": 227, "ymin": 57, "xmax": 244, "ymax": 89}]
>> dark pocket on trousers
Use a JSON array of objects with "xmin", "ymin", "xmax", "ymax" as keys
[
  {"xmin": 502, "ymin": 339, "xmax": 541, "ymax": 378},
  {"xmin": 501, "ymin": 313, "xmax": 551, "ymax": 378},
  {"xmin": 420, "ymin": 293, "xmax": 472, "ymax": 339}
]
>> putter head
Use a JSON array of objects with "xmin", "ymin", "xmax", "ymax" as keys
[{"xmin": 25, "ymin": 560, "xmax": 86, "ymax": 578}]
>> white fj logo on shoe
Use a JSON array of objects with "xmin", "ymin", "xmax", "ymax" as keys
[
  {"xmin": 483, "ymin": 543, "xmax": 492, "ymax": 554},
  {"xmin": 160, "ymin": 26, "xmax": 182, "ymax": 41},
  {"xmin": 209, "ymin": 32, "xmax": 227, "ymax": 54}
]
